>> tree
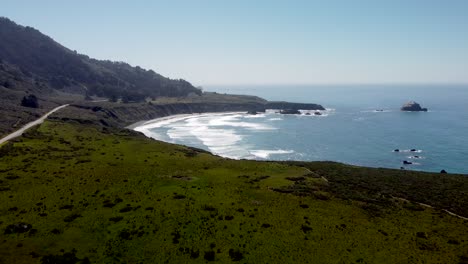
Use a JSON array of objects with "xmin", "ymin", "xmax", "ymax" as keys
[{"xmin": 21, "ymin": 94, "xmax": 39, "ymax": 108}]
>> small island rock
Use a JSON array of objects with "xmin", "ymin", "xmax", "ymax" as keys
[{"xmin": 401, "ymin": 101, "xmax": 428, "ymax": 112}]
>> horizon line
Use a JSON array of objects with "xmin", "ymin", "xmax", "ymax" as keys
[{"xmin": 201, "ymin": 82, "xmax": 468, "ymax": 87}]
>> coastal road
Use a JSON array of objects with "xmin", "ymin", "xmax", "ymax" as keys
[{"xmin": 0, "ymin": 104, "xmax": 69, "ymax": 145}]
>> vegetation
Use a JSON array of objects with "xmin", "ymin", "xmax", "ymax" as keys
[
  {"xmin": 0, "ymin": 120, "xmax": 467, "ymax": 263},
  {"xmin": 21, "ymin": 94, "xmax": 39, "ymax": 108},
  {"xmin": 285, "ymin": 161, "xmax": 468, "ymax": 218},
  {"xmin": 0, "ymin": 17, "xmax": 201, "ymax": 101}
]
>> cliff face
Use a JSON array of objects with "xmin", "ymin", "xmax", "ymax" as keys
[
  {"xmin": 266, "ymin": 101, "xmax": 325, "ymax": 110},
  {"xmin": 107, "ymin": 102, "xmax": 266, "ymax": 125},
  {"xmin": 52, "ymin": 100, "xmax": 326, "ymax": 128},
  {"xmin": 52, "ymin": 101, "xmax": 266, "ymax": 128}
]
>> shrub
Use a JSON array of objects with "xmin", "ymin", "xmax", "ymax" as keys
[{"xmin": 21, "ymin": 94, "xmax": 39, "ymax": 108}]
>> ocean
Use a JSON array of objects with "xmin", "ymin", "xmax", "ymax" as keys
[{"xmin": 134, "ymin": 85, "xmax": 468, "ymax": 174}]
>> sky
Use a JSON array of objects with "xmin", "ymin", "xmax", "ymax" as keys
[{"xmin": 2, "ymin": 0, "xmax": 468, "ymax": 86}]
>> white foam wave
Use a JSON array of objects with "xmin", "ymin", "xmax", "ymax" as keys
[
  {"xmin": 298, "ymin": 109, "xmax": 333, "ymax": 117},
  {"xmin": 208, "ymin": 115, "xmax": 275, "ymax": 130},
  {"xmin": 361, "ymin": 109, "xmax": 392, "ymax": 113},
  {"xmin": 134, "ymin": 112, "xmax": 291, "ymax": 160},
  {"xmin": 244, "ymin": 114, "xmax": 266, "ymax": 118},
  {"xmin": 250, "ymin": 149, "xmax": 294, "ymax": 159},
  {"xmin": 408, "ymin": 155, "xmax": 425, "ymax": 159},
  {"xmin": 163, "ymin": 114, "xmax": 252, "ymax": 159},
  {"xmin": 398, "ymin": 149, "xmax": 423, "ymax": 153},
  {"xmin": 136, "ymin": 114, "xmax": 194, "ymax": 130},
  {"xmin": 268, "ymin": 118, "xmax": 282, "ymax": 121}
]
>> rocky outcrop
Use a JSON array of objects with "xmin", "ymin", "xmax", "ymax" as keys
[
  {"xmin": 266, "ymin": 101, "xmax": 325, "ymax": 111},
  {"xmin": 64, "ymin": 102, "xmax": 266, "ymax": 127},
  {"xmin": 280, "ymin": 109, "xmax": 301, "ymax": 115},
  {"xmin": 62, "ymin": 99, "xmax": 326, "ymax": 128},
  {"xmin": 401, "ymin": 101, "xmax": 427, "ymax": 112}
]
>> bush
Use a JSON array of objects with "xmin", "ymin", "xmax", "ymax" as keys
[{"xmin": 21, "ymin": 94, "xmax": 39, "ymax": 108}]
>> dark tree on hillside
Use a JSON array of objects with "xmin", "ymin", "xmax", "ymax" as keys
[
  {"xmin": 121, "ymin": 90, "xmax": 146, "ymax": 103},
  {"xmin": 21, "ymin": 94, "xmax": 39, "ymax": 108}
]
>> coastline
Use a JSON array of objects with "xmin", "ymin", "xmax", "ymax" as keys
[
  {"xmin": 125, "ymin": 111, "xmax": 246, "ymax": 130},
  {"xmin": 123, "ymin": 106, "xmax": 468, "ymax": 175}
]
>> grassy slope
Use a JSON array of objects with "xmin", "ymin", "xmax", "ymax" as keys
[
  {"xmin": 285, "ymin": 161, "xmax": 468, "ymax": 218},
  {"xmin": 0, "ymin": 121, "xmax": 467, "ymax": 263}
]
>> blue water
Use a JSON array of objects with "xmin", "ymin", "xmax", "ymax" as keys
[{"xmin": 136, "ymin": 85, "xmax": 468, "ymax": 174}]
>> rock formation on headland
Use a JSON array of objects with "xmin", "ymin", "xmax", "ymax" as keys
[
  {"xmin": 401, "ymin": 101, "xmax": 428, "ymax": 112},
  {"xmin": 280, "ymin": 109, "xmax": 301, "ymax": 115}
]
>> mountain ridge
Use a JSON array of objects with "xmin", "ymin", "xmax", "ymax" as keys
[{"xmin": 0, "ymin": 17, "xmax": 201, "ymax": 99}]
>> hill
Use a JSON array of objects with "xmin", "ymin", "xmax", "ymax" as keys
[
  {"xmin": 0, "ymin": 17, "xmax": 201, "ymax": 100},
  {"xmin": 0, "ymin": 17, "xmax": 324, "ymax": 138},
  {"xmin": 0, "ymin": 116, "xmax": 467, "ymax": 263}
]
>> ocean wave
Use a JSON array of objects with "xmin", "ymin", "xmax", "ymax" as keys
[
  {"xmin": 353, "ymin": 117, "xmax": 366, "ymax": 121},
  {"xmin": 208, "ymin": 115, "xmax": 275, "ymax": 130},
  {"xmin": 298, "ymin": 109, "xmax": 334, "ymax": 117},
  {"xmin": 408, "ymin": 155, "xmax": 425, "ymax": 159},
  {"xmin": 268, "ymin": 118, "xmax": 283, "ymax": 121},
  {"xmin": 361, "ymin": 109, "xmax": 392, "ymax": 113},
  {"xmin": 166, "ymin": 116, "xmax": 251, "ymax": 159},
  {"xmin": 135, "ymin": 115, "xmax": 192, "ymax": 130},
  {"xmin": 134, "ymin": 112, "xmax": 290, "ymax": 160},
  {"xmin": 244, "ymin": 114, "xmax": 266, "ymax": 118},
  {"xmin": 250, "ymin": 149, "xmax": 294, "ymax": 159}
]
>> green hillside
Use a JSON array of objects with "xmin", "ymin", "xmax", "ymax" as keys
[{"xmin": 1, "ymin": 120, "xmax": 467, "ymax": 263}]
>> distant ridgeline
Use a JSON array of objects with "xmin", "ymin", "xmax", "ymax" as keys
[{"xmin": 0, "ymin": 17, "xmax": 201, "ymax": 101}]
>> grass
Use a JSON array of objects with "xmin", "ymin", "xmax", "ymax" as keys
[
  {"xmin": 285, "ymin": 161, "xmax": 468, "ymax": 218},
  {"xmin": 0, "ymin": 120, "xmax": 467, "ymax": 263}
]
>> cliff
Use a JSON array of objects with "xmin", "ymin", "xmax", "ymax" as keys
[
  {"xmin": 50, "ymin": 99, "xmax": 326, "ymax": 128},
  {"xmin": 266, "ymin": 101, "xmax": 325, "ymax": 110},
  {"xmin": 50, "ymin": 101, "xmax": 263, "ymax": 128}
]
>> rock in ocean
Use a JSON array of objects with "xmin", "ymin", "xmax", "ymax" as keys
[{"xmin": 401, "ymin": 101, "xmax": 428, "ymax": 112}]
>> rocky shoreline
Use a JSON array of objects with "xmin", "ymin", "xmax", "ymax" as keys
[{"xmin": 51, "ymin": 100, "xmax": 325, "ymax": 129}]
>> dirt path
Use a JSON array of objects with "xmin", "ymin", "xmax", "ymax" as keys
[
  {"xmin": 391, "ymin": 195, "xmax": 468, "ymax": 221},
  {"xmin": 0, "ymin": 104, "xmax": 68, "ymax": 145},
  {"xmin": 303, "ymin": 167, "xmax": 468, "ymax": 221}
]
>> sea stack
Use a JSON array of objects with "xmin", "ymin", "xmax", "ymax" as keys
[{"xmin": 401, "ymin": 101, "xmax": 428, "ymax": 112}]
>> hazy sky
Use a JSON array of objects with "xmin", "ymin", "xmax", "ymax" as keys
[{"xmin": 2, "ymin": 0, "xmax": 468, "ymax": 86}]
